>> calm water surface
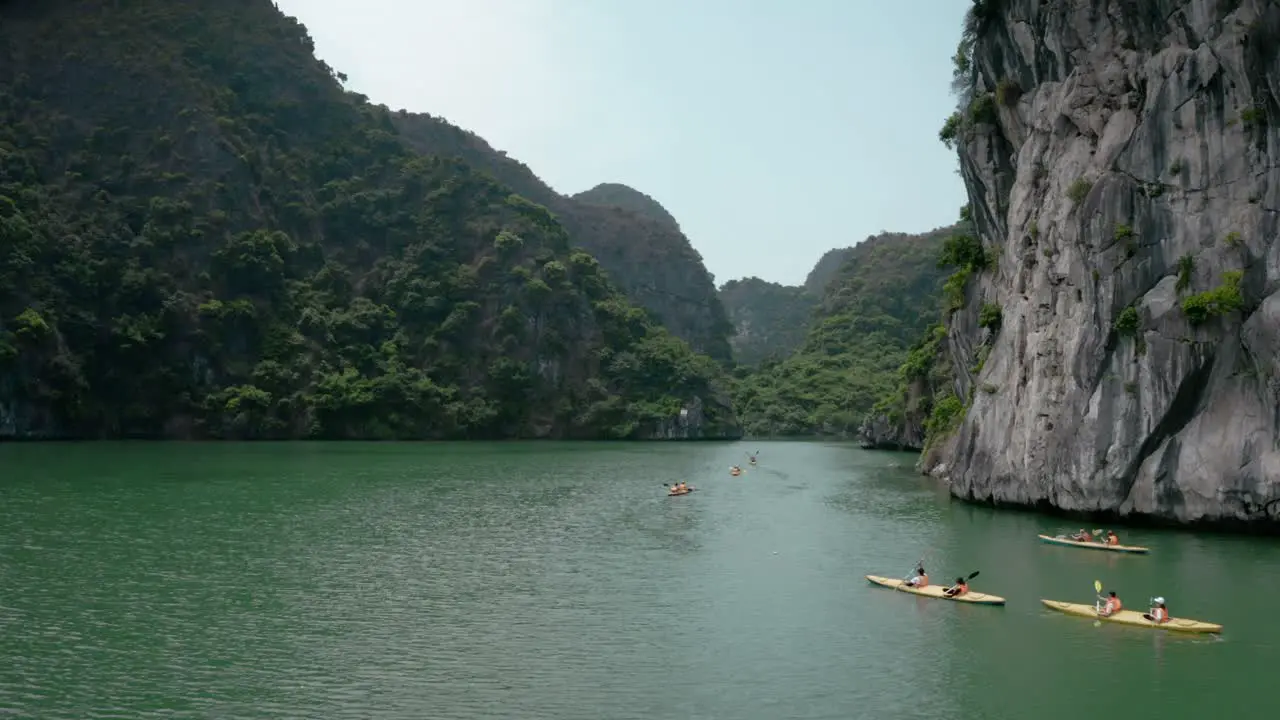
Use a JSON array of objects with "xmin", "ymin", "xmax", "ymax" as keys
[{"xmin": 1, "ymin": 441, "xmax": 1277, "ymax": 719}]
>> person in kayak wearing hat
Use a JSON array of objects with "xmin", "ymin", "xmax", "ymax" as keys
[
  {"xmin": 1069, "ymin": 529, "xmax": 1093, "ymax": 542},
  {"xmin": 942, "ymin": 576, "xmax": 969, "ymax": 598},
  {"xmin": 1144, "ymin": 598, "xmax": 1170, "ymax": 623},
  {"xmin": 1099, "ymin": 591, "xmax": 1122, "ymax": 616},
  {"xmin": 1105, "ymin": 530, "xmax": 1121, "ymax": 545}
]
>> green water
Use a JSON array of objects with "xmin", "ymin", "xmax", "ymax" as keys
[{"xmin": 1, "ymin": 441, "xmax": 1277, "ymax": 719}]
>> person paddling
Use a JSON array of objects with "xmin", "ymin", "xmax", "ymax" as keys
[
  {"xmin": 1144, "ymin": 597, "xmax": 1170, "ymax": 623},
  {"xmin": 943, "ymin": 576, "xmax": 969, "ymax": 598},
  {"xmin": 1069, "ymin": 529, "xmax": 1092, "ymax": 542},
  {"xmin": 1105, "ymin": 530, "xmax": 1120, "ymax": 546},
  {"xmin": 904, "ymin": 567, "xmax": 928, "ymax": 589},
  {"xmin": 1099, "ymin": 591, "xmax": 1122, "ymax": 616}
]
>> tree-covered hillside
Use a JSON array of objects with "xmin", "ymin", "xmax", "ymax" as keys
[
  {"xmin": 732, "ymin": 225, "xmax": 959, "ymax": 437},
  {"xmin": 572, "ymin": 183, "xmax": 681, "ymax": 232},
  {"xmin": 718, "ymin": 278, "xmax": 815, "ymax": 366},
  {"xmin": 0, "ymin": 0, "xmax": 738, "ymax": 440},
  {"xmin": 390, "ymin": 114, "xmax": 734, "ymax": 363},
  {"xmin": 803, "ymin": 247, "xmax": 856, "ymax": 295}
]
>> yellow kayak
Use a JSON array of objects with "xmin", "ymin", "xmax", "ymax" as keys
[
  {"xmin": 1038, "ymin": 534, "xmax": 1150, "ymax": 554},
  {"xmin": 865, "ymin": 575, "xmax": 1006, "ymax": 605},
  {"xmin": 1040, "ymin": 600, "xmax": 1222, "ymax": 634}
]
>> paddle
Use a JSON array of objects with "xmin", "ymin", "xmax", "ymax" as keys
[
  {"xmin": 902, "ymin": 556, "xmax": 924, "ymax": 583},
  {"xmin": 1092, "ymin": 579, "xmax": 1106, "ymax": 625}
]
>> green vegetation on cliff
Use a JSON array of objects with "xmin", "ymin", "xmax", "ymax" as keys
[
  {"xmin": 0, "ymin": 0, "xmax": 736, "ymax": 440},
  {"xmin": 571, "ymin": 183, "xmax": 682, "ymax": 232},
  {"xmin": 861, "ymin": 215, "xmax": 985, "ymax": 452},
  {"xmin": 717, "ymin": 278, "xmax": 815, "ymax": 367},
  {"xmin": 390, "ymin": 115, "xmax": 733, "ymax": 363},
  {"xmin": 731, "ymin": 226, "xmax": 958, "ymax": 436}
]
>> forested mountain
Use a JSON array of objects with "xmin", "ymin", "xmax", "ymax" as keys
[
  {"xmin": 718, "ymin": 278, "xmax": 815, "ymax": 367},
  {"xmin": 732, "ymin": 224, "xmax": 960, "ymax": 437},
  {"xmin": 571, "ymin": 183, "xmax": 681, "ymax": 232},
  {"xmin": 0, "ymin": 0, "xmax": 738, "ymax": 440},
  {"xmin": 803, "ymin": 247, "xmax": 856, "ymax": 295},
  {"xmin": 717, "ymin": 246, "xmax": 860, "ymax": 368},
  {"xmin": 389, "ymin": 115, "xmax": 733, "ymax": 363}
]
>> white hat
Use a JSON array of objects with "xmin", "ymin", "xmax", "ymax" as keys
[{"xmin": 1153, "ymin": 596, "xmax": 1165, "ymax": 604}]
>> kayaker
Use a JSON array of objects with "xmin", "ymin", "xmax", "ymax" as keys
[
  {"xmin": 1145, "ymin": 598, "xmax": 1169, "ymax": 623},
  {"xmin": 904, "ymin": 567, "xmax": 928, "ymax": 588},
  {"xmin": 1070, "ymin": 529, "xmax": 1092, "ymax": 542},
  {"xmin": 943, "ymin": 577, "xmax": 968, "ymax": 597},
  {"xmin": 1099, "ymin": 591, "xmax": 1122, "ymax": 616},
  {"xmin": 1106, "ymin": 530, "xmax": 1120, "ymax": 545}
]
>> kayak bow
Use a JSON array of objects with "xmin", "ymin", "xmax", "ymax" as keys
[
  {"xmin": 865, "ymin": 575, "xmax": 1006, "ymax": 605},
  {"xmin": 1040, "ymin": 599, "xmax": 1222, "ymax": 634},
  {"xmin": 1037, "ymin": 534, "xmax": 1150, "ymax": 554}
]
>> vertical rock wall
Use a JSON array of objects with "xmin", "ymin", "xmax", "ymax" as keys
[{"xmin": 940, "ymin": 0, "xmax": 1280, "ymax": 526}]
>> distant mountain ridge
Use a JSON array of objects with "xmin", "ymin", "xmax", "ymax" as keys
[
  {"xmin": 729, "ymin": 224, "xmax": 961, "ymax": 436},
  {"xmin": 718, "ymin": 277, "xmax": 814, "ymax": 366},
  {"xmin": 716, "ymin": 245, "xmax": 863, "ymax": 367}
]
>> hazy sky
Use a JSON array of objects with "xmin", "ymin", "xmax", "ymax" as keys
[{"xmin": 274, "ymin": 0, "xmax": 970, "ymax": 287}]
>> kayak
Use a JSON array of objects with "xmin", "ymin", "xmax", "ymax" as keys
[
  {"xmin": 668, "ymin": 489, "xmax": 696, "ymax": 497},
  {"xmin": 1037, "ymin": 534, "xmax": 1150, "ymax": 554},
  {"xmin": 865, "ymin": 575, "xmax": 1006, "ymax": 605},
  {"xmin": 1040, "ymin": 599, "xmax": 1222, "ymax": 634}
]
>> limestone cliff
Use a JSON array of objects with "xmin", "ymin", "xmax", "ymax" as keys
[
  {"xmin": 936, "ymin": 0, "xmax": 1280, "ymax": 526},
  {"xmin": 391, "ymin": 114, "xmax": 734, "ymax": 363}
]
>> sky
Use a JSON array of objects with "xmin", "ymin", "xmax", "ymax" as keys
[{"xmin": 273, "ymin": 0, "xmax": 971, "ymax": 287}]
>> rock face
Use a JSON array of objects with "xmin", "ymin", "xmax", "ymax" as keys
[
  {"xmin": 391, "ymin": 114, "xmax": 734, "ymax": 363},
  {"xmin": 940, "ymin": 0, "xmax": 1280, "ymax": 526}
]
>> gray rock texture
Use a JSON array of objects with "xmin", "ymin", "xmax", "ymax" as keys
[{"xmin": 939, "ymin": 0, "xmax": 1280, "ymax": 526}]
